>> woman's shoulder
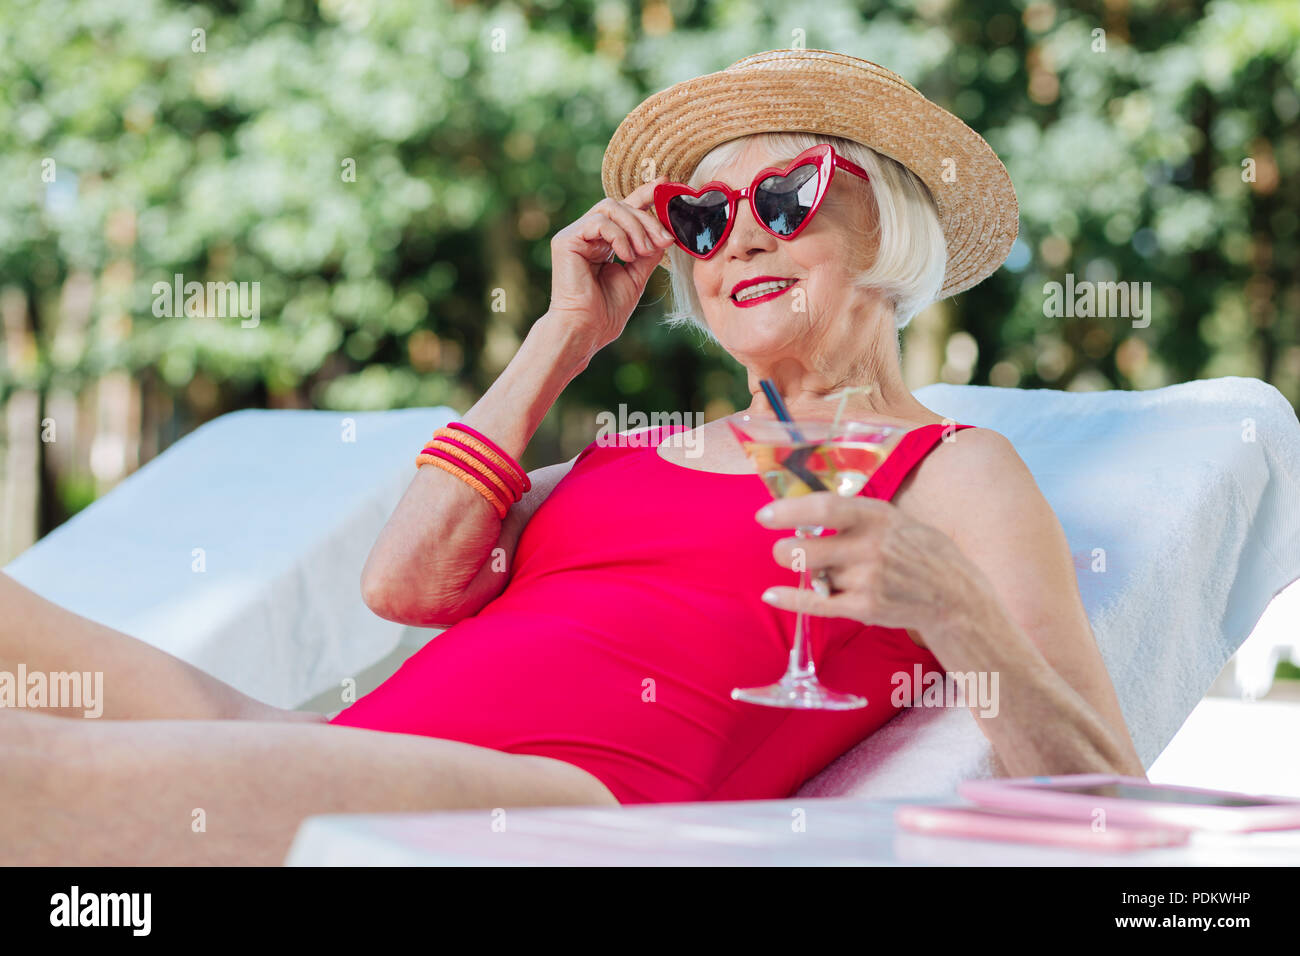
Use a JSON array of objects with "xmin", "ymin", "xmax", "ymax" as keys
[
  {"xmin": 910, "ymin": 421, "xmax": 1022, "ymax": 484},
  {"xmin": 896, "ymin": 423, "xmax": 1029, "ymax": 538},
  {"xmin": 942, "ymin": 428, "xmax": 1056, "ymax": 557}
]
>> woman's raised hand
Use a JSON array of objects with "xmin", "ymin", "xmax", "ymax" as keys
[{"xmin": 546, "ymin": 176, "xmax": 677, "ymax": 352}]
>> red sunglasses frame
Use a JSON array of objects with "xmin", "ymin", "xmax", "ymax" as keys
[{"xmin": 652, "ymin": 143, "xmax": 871, "ymax": 260}]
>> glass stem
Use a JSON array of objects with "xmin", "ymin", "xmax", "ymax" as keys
[{"xmin": 787, "ymin": 526, "xmax": 817, "ymax": 682}]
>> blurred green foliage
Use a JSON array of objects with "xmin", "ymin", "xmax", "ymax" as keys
[{"xmin": 1, "ymin": 0, "xmax": 1298, "ymax": 534}]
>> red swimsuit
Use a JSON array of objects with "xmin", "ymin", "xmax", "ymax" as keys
[{"xmin": 329, "ymin": 422, "xmax": 970, "ymax": 803}]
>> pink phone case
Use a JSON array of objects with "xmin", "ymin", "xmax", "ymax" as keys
[
  {"xmin": 895, "ymin": 804, "xmax": 1191, "ymax": 851},
  {"xmin": 959, "ymin": 774, "xmax": 1300, "ymax": 832}
]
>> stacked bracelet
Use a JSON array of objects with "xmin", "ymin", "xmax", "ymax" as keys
[
  {"xmin": 418, "ymin": 452, "xmax": 510, "ymax": 518},
  {"xmin": 444, "ymin": 423, "xmax": 531, "ymax": 493},
  {"xmin": 415, "ymin": 421, "xmax": 530, "ymax": 519}
]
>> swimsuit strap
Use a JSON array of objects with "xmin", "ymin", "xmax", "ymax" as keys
[{"xmin": 863, "ymin": 422, "xmax": 975, "ymax": 501}]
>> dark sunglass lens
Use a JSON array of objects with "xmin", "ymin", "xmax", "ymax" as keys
[
  {"xmin": 667, "ymin": 190, "xmax": 729, "ymax": 255},
  {"xmin": 754, "ymin": 163, "xmax": 821, "ymax": 235}
]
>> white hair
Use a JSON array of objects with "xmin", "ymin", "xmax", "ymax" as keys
[{"xmin": 662, "ymin": 132, "xmax": 947, "ymax": 341}]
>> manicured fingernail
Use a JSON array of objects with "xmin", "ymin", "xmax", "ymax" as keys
[
  {"xmin": 761, "ymin": 589, "xmax": 779, "ymax": 604},
  {"xmin": 755, "ymin": 505, "xmax": 774, "ymax": 522}
]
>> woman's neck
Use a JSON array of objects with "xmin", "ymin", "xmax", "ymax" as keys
[{"xmin": 740, "ymin": 363, "xmax": 939, "ymax": 426}]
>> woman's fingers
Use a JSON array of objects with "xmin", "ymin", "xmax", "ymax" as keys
[
  {"xmin": 770, "ymin": 532, "xmax": 863, "ymax": 573},
  {"xmin": 551, "ymin": 175, "xmax": 673, "ymax": 313},
  {"xmin": 624, "ymin": 175, "xmax": 667, "ymax": 209},
  {"xmin": 756, "ymin": 492, "xmax": 891, "ymax": 533},
  {"xmin": 634, "ymin": 203, "xmax": 676, "ymax": 246},
  {"xmin": 580, "ymin": 178, "xmax": 674, "ymax": 259},
  {"xmin": 578, "ymin": 212, "xmax": 634, "ymax": 263},
  {"xmin": 759, "ymin": 584, "xmax": 848, "ymax": 618},
  {"xmin": 596, "ymin": 197, "xmax": 670, "ymax": 258},
  {"xmin": 626, "ymin": 177, "xmax": 677, "ymax": 243}
]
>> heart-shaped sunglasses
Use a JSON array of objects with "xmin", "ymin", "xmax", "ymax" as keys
[{"xmin": 652, "ymin": 143, "xmax": 871, "ymax": 260}]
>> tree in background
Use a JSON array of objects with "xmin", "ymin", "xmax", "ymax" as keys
[{"xmin": 1, "ymin": 0, "xmax": 1296, "ymax": 552}]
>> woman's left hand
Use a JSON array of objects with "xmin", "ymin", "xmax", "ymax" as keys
[{"xmin": 755, "ymin": 492, "xmax": 991, "ymax": 649}]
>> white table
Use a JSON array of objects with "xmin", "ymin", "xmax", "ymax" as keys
[{"xmin": 284, "ymin": 797, "xmax": 1300, "ymax": 866}]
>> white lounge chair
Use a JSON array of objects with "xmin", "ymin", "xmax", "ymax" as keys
[{"xmin": 8, "ymin": 376, "xmax": 1299, "ymax": 855}]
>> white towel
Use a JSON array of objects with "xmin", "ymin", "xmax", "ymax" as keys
[
  {"xmin": 6, "ymin": 407, "xmax": 453, "ymax": 709},
  {"xmin": 798, "ymin": 376, "xmax": 1300, "ymax": 799}
]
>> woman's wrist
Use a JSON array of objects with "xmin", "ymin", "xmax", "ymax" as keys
[
  {"xmin": 932, "ymin": 587, "xmax": 1141, "ymax": 777},
  {"xmin": 457, "ymin": 313, "xmax": 595, "ymax": 467},
  {"xmin": 534, "ymin": 309, "xmax": 604, "ymax": 367}
]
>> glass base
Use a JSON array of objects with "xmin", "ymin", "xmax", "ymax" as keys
[{"xmin": 731, "ymin": 677, "xmax": 868, "ymax": 711}]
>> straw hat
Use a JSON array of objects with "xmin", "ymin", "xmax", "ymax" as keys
[{"xmin": 601, "ymin": 48, "xmax": 1019, "ymax": 299}]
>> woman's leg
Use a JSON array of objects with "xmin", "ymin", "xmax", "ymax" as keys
[
  {"xmin": 2, "ymin": 707, "xmax": 618, "ymax": 866},
  {"xmin": 0, "ymin": 571, "xmax": 311, "ymax": 722}
]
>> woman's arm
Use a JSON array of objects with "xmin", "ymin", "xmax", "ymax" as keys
[
  {"xmin": 930, "ymin": 428, "xmax": 1146, "ymax": 778},
  {"xmin": 362, "ymin": 177, "xmax": 673, "ymax": 627},
  {"xmin": 360, "ymin": 313, "xmax": 595, "ymax": 627},
  {"xmin": 756, "ymin": 427, "xmax": 1146, "ymax": 778},
  {"xmin": 931, "ymin": 590, "xmax": 1146, "ymax": 778}
]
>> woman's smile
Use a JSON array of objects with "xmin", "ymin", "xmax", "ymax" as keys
[{"xmin": 730, "ymin": 276, "xmax": 799, "ymax": 307}]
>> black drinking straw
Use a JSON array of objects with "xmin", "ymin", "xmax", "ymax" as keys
[
  {"xmin": 759, "ymin": 379, "xmax": 827, "ymax": 492},
  {"xmin": 759, "ymin": 379, "xmax": 803, "ymax": 440}
]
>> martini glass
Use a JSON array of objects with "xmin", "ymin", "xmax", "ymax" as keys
[{"xmin": 725, "ymin": 413, "xmax": 909, "ymax": 710}]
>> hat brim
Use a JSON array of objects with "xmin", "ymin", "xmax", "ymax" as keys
[{"xmin": 601, "ymin": 49, "xmax": 1019, "ymax": 299}]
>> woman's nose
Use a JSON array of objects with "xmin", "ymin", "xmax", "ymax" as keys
[{"xmin": 723, "ymin": 199, "xmax": 778, "ymax": 259}]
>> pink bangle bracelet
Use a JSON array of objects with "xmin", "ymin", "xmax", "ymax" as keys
[
  {"xmin": 418, "ymin": 447, "xmax": 510, "ymax": 517},
  {"xmin": 421, "ymin": 439, "xmax": 522, "ymax": 503},
  {"xmin": 447, "ymin": 422, "xmax": 531, "ymax": 492}
]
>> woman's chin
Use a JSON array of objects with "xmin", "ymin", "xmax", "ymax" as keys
[{"xmin": 712, "ymin": 312, "xmax": 807, "ymax": 353}]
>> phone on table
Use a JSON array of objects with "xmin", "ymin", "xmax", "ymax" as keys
[
  {"xmin": 894, "ymin": 803, "xmax": 1190, "ymax": 851},
  {"xmin": 958, "ymin": 774, "xmax": 1300, "ymax": 833}
]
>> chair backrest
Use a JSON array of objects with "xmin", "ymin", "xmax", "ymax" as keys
[{"xmin": 6, "ymin": 406, "xmax": 455, "ymax": 709}]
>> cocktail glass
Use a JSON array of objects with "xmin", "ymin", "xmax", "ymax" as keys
[{"xmin": 725, "ymin": 413, "xmax": 909, "ymax": 710}]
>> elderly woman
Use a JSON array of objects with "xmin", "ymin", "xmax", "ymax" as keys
[{"xmin": 1, "ymin": 50, "xmax": 1142, "ymax": 865}]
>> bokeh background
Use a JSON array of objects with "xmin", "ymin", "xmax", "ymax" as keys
[{"xmin": 2, "ymin": 0, "xmax": 1298, "ymax": 562}]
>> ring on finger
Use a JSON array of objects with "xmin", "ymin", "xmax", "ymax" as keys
[{"xmin": 812, "ymin": 569, "xmax": 835, "ymax": 597}]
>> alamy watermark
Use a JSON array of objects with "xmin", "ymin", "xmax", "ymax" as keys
[
  {"xmin": 1043, "ymin": 274, "xmax": 1151, "ymax": 328},
  {"xmin": 152, "ymin": 273, "xmax": 260, "ymax": 327},
  {"xmin": 50, "ymin": 886, "xmax": 150, "ymax": 935},
  {"xmin": 594, "ymin": 405, "xmax": 706, "ymax": 456},
  {"xmin": 0, "ymin": 665, "xmax": 103, "ymax": 717},
  {"xmin": 891, "ymin": 664, "xmax": 999, "ymax": 718}
]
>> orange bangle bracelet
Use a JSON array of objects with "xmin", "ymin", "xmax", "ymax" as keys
[
  {"xmin": 417, "ymin": 453, "xmax": 509, "ymax": 519},
  {"xmin": 426, "ymin": 438, "xmax": 517, "ymax": 505},
  {"xmin": 430, "ymin": 427, "xmax": 526, "ymax": 489}
]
